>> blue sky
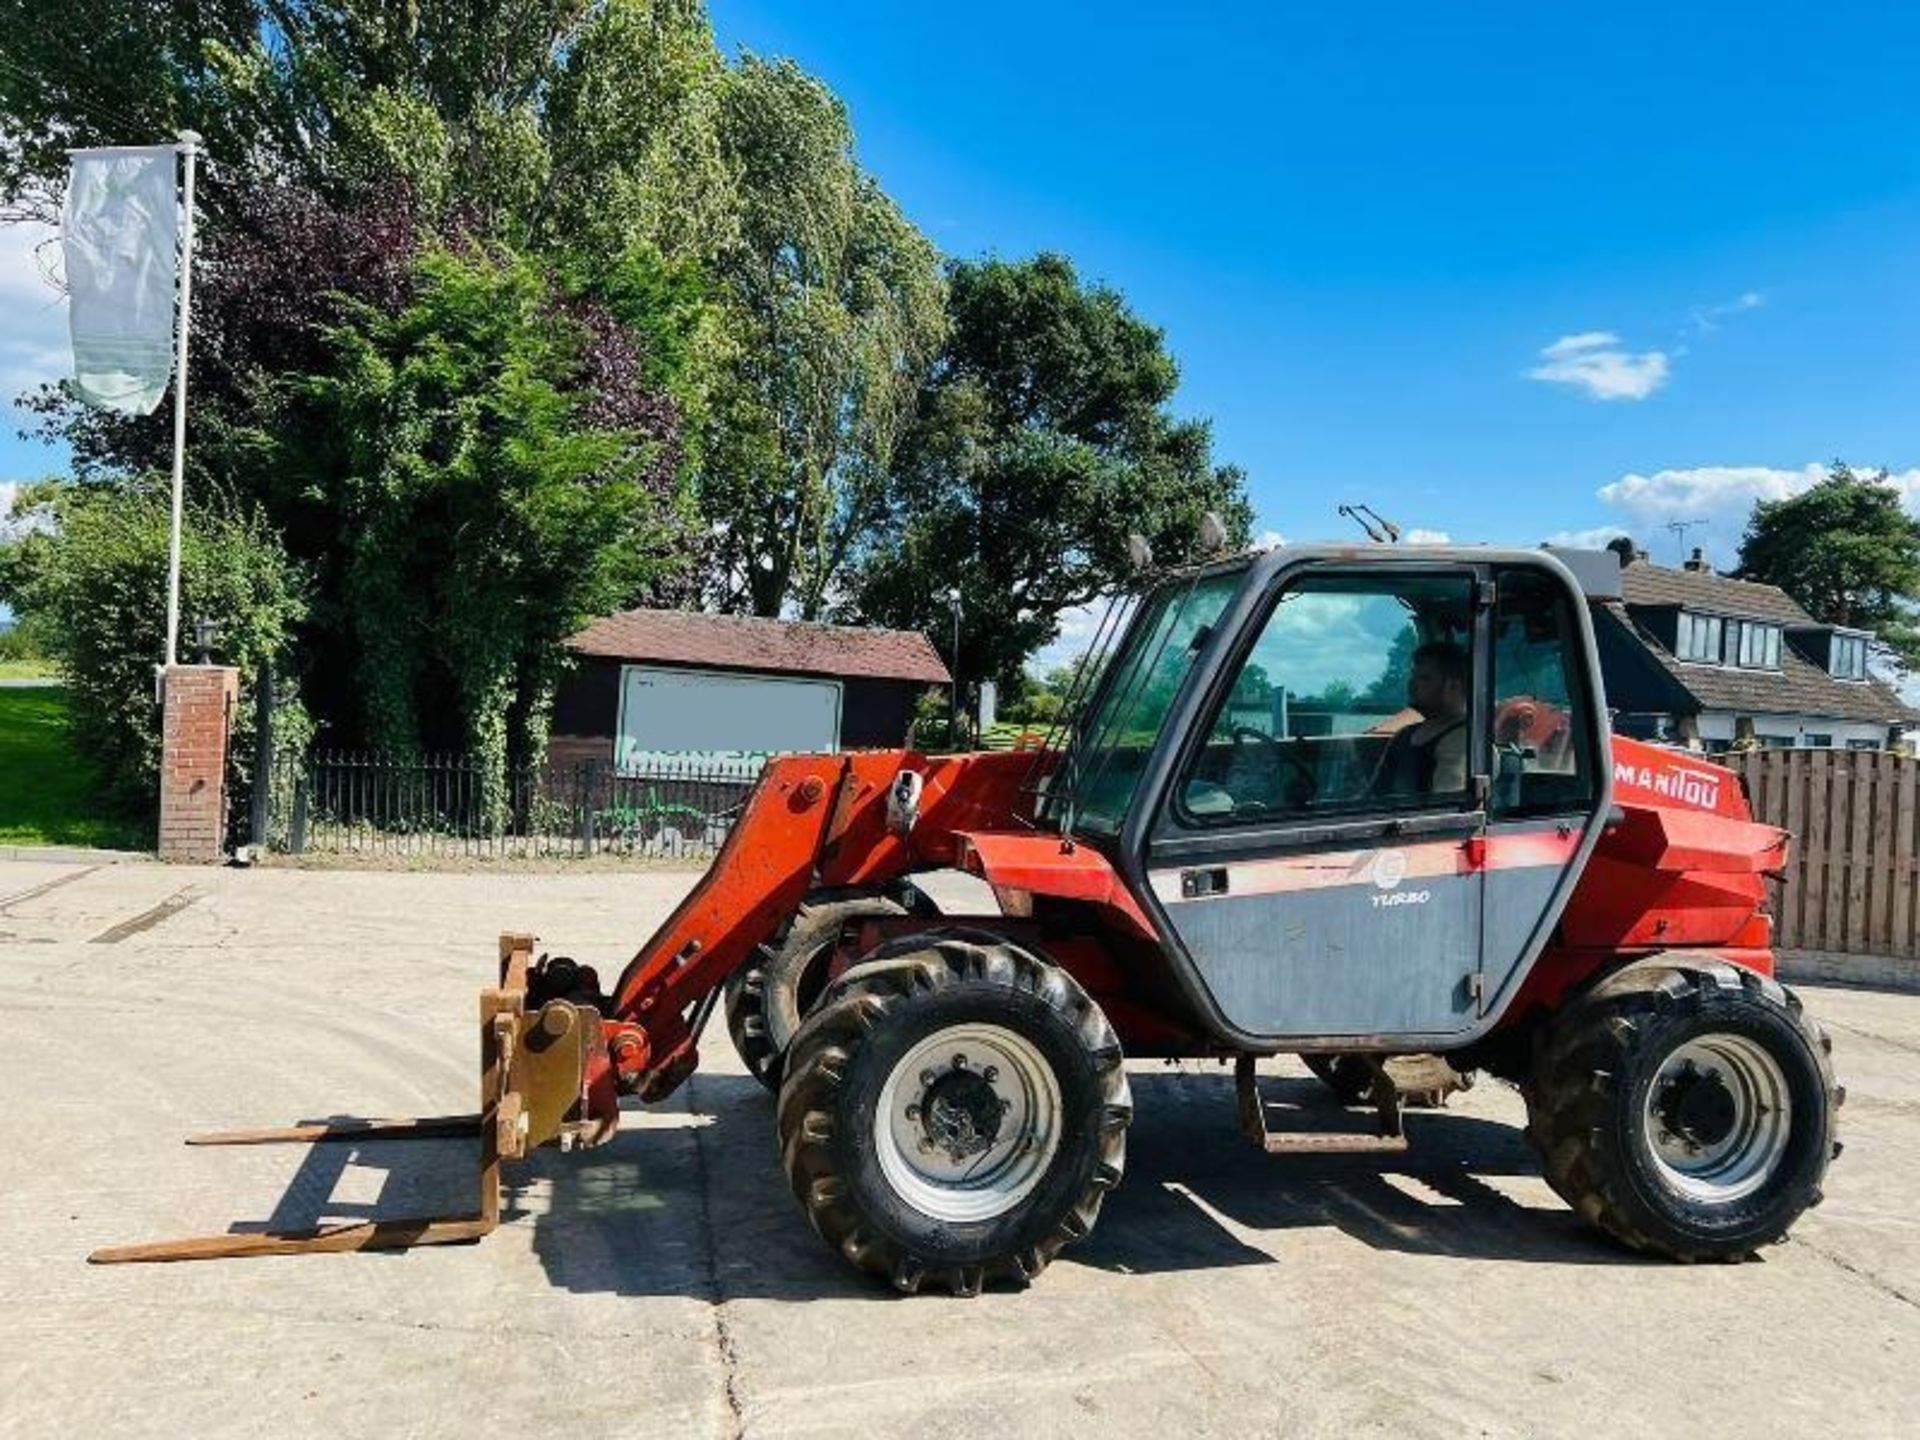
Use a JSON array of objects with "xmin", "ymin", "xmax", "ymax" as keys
[
  {"xmin": 703, "ymin": 1, "xmax": 1920, "ymax": 571},
  {"xmin": 6, "ymin": 3, "xmax": 1920, "ymax": 597}
]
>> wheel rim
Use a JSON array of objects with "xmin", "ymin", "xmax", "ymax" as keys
[
  {"xmin": 1641, "ymin": 1034, "xmax": 1792, "ymax": 1204},
  {"xmin": 874, "ymin": 1023, "xmax": 1062, "ymax": 1224}
]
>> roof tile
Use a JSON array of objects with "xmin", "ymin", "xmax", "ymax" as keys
[
  {"xmin": 568, "ymin": 608, "xmax": 952, "ymax": 684},
  {"xmin": 1618, "ymin": 559, "xmax": 1814, "ymax": 624}
]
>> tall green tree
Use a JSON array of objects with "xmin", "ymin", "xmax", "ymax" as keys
[
  {"xmin": 3, "ymin": 2, "xmax": 738, "ymax": 779},
  {"xmin": 849, "ymin": 253, "xmax": 1251, "ymax": 688},
  {"xmin": 698, "ymin": 56, "xmax": 946, "ymax": 618},
  {"xmin": 0, "ymin": 1, "xmax": 729, "ymax": 244},
  {"xmin": 251, "ymin": 242, "xmax": 695, "ymax": 815},
  {"xmin": 1735, "ymin": 463, "xmax": 1920, "ymax": 669}
]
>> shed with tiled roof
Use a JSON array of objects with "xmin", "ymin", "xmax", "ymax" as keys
[{"xmin": 551, "ymin": 608, "xmax": 950, "ymax": 770}]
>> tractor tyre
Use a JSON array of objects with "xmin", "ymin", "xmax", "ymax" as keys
[
  {"xmin": 1522, "ymin": 958, "xmax": 1840, "ymax": 1261},
  {"xmin": 724, "ymin": 891, "xmax": 908, "ymax": 1093},
  {"xmin": 777, "ymin": 930, "xmax": 1131, "ymax": 1295}
]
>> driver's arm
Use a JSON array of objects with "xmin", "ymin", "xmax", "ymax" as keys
[{"xmin": 1430, "ymin": 726, "xmax": 1468, "ymax": 794}]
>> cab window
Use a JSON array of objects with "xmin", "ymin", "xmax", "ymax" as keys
[
  {"xmin": 1177, "ymin": 573, "xmax": 1476, "ymax": 824},
  {"xmin": 1489, "ymin": 567, "xmax": 1599, "ymax": 816}
]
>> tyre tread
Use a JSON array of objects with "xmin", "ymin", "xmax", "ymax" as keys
[
  {"xmin": 778, "ymin": 930, "xmax": 1130, "ymax": 1294},
  {"xmin": 1521, "ymin": 957, "xmax": 1838, "ymax": 1262}
]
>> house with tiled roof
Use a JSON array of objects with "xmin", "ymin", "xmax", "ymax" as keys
[
  {"xmin": 550, "ymin": 607, "xmax": 950, "ymax": 773},
  {"xmin": 1591, "ymin": 548, "xmax": 1914, "ymax": 752}
]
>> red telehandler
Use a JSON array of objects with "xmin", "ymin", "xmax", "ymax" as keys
[{"xmin": 95, "ymin": 544, "xmax": 1840, "ymax": 1293}]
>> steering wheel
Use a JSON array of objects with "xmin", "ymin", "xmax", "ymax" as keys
[{"xmin": 1229, "ymin": 725, "xmax": 1318, "ymax": 803}]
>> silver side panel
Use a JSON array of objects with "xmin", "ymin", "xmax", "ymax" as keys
[{"xmin": 1152, "ymin": 862, "xmax": 1480, "ymax": 1035}]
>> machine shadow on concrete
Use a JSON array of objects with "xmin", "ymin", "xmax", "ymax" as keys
[
  {"xmin": 213, "ymin": 1069, "xmax": 1650, "ymax": 1295},
  {"xmin": 524, "ymin": 1069, "xmax": 1656, "ymax": 1299}
]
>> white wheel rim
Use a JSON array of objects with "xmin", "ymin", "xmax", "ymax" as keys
[
  {"xmin": 874, "ymin": 1023, "xmax": 1062, "ymax": 1224},
  {"xmin": 1642, "ymin": 1034, "xmax": 1792, "ymax": 1204}
]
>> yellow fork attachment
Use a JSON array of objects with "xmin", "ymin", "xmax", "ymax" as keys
[{"xmin": 89, "ymin": 934, "xmax": 602, "ymax": 1264}]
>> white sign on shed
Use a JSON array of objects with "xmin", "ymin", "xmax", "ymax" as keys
[{"xmin": 615, "ymin": 665, "xmax": 842, "ymax": 775}]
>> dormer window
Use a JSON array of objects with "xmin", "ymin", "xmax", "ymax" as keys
[
  {"xmin": 1675, "ymin": 611, "xmax": 1723, "ymax": 662},
  {"xmin": 1832, "ymin": 632, "xmax": 1869, "ymax": 681},
  {"xmin": 1731, "ymin": 619, "xmax": 1782, "ymax": 669},
  {"xmin": 1673, "ymin": 611, "xmax": 1783, "ymax": 668}
]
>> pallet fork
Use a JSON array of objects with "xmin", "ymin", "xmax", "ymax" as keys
[{"xmin": 89, "ymin": 935, "xmax": 606, "ymax": 1264}]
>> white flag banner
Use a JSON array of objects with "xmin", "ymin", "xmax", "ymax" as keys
[{"xmin": 63, "ymin": 146, "xmax": 180, "ymax": 415}]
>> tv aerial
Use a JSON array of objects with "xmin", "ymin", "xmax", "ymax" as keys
[{"xmin": 1663, "ymin": 518, "xmax": 1708, "ymax": 561}]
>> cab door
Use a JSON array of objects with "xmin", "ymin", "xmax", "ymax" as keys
[{"xmin": 1141, "ymin": 565, "xmax": 1490, "ymax": 1041}]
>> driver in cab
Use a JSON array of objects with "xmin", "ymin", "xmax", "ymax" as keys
[{"xmin": 1372, "ymin": 641, "xmax": 1469, "ymax": 799}]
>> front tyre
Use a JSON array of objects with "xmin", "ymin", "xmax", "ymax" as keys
[
  {"xmin": 1523, "ymin": 959, "xmax": 1840, "ymax": 1261},
  {"xmin": 777, "ymin": 931, "xmax": 1131, "ymax": 1295}
]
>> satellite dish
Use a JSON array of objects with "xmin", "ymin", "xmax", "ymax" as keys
[
  {"xmin": 1127, "ymin": 533, "xmax": 1153, "ymax": 571},
  {"xmin": 1197, "ymin": 511, "xmax": 1228, "ymax": 554}
]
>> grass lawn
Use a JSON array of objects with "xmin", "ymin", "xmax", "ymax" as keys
[{"xmin": 0, "ymin": 687, "xmax": 149, "ymax": 850}]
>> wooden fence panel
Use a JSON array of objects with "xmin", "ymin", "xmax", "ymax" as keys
[
  {"xmin": 1896, "ymin": 758, "xmax": 1917, "ymax": 956},
  {"xmin": 1867, "ymin": 752, "xmax": 1891, "ymax": 954},
  {"xmin": 1845, "ymin": 754, "xmax": 1873, "ymax": 953},
  {"xmin": 1733, "ymin": 748, "xmax": 1920, "ymax": 958},
  {"xmin": 1779, "ymin": 750, "xmax": 1805, "ymax": 943}
]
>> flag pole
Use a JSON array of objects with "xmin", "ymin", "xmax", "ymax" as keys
[{"xmin": 163, "ymin": 130, "xmax": 201, "ymax": 670}]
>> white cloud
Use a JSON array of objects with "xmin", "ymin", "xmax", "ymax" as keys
[
  {"xmin": 1403, "ymin": 527, "xmax": 1451, "ymax": 545},
  {"xmin": 1588, "ymin": 462, "xmax": 1920, "ymax": 566},
  {"xmin": 1255, "ymin": 529, "xmax": 1285, "ymax": 550},
  {"xmin": 1029, "ymin": 599, "xmax": 1117, "ymax": 672},
  {"xmin": 1543, "ymin": 524, "xmax": 1630, "ymax": 550},
  {"xmin": 1528, "ymin": 331, "xmax": 1670, "ymax": 401},
  {"xmin": 1689, "ymin": 290, "xmax": 1765, "ymax": 334},
  {"xmin": 0, "ymin": 221, "xmax": 69, "ymax": 407}
]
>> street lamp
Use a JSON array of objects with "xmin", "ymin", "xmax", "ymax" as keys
[{"xmin": 946, "ymin": 586, "xmax": 963, "ymax": 743}]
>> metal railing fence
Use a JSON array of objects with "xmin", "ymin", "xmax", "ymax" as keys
[{"xmin": 263, "ymin": 750, "xmax": 764, "ymax": 860}]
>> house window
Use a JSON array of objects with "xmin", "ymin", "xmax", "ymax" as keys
[
  {"xmin": 1846, "ymin": 739, "xmax": 1879, "ymax": 751},
  {"xmin": 1831, "ymin": 633, "xmax": 1868, "ymax": 681},
  {"xmin": 1730, "ymin": 620, "xmax": 1782, "ymax": 669},
  {"xmin": 1805, "ymin": 733, "xmax": 1834, "ymax": 748},
  {"xmin": 1675, "ymin": 611, "xmax": 1724, "ymax": 663}
]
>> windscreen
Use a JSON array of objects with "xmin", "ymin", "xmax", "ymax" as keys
[{"xmin": 1043, "ymin": 568, "xmax": 1243, "ymax": 837}]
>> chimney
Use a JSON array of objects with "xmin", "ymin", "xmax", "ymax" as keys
[{"xmin": 1683, "ymin": 547, "xmax": 1710, "ymax": 574}]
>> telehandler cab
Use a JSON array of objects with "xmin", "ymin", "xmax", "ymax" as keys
[{"xmin": 96, "ymin": 545, "xmax": 1841, "ymax": 1293}]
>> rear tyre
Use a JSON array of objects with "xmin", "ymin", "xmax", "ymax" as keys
[
  {"xmin": 1523, "ymin": 958, "xmax": 1839, "ymax": 1261},
  {"xmin": 777, "ymin": 930, "xmax": 1131, "ymax": 1295},
  {"xmin": 724, "ymin": 892, "xmax": 907, "ymax": 1092}
]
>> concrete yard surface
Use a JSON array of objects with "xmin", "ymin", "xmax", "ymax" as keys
[{"xmin": 2, "ymin": 859, "xmax": 1915, "ymax": 1438}]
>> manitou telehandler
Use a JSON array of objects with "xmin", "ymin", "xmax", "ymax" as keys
[{"xmin": 95, "ymin": 544, "xmax": 1841, "ymax": 1293}]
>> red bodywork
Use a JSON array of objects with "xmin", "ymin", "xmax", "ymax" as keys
[
  {"xmin": 582, "ymin": 734, "xmax": 1787, "ymax": 1133},
  {"xmin": 1508, "ymin": 735, "xmax": 1786, "ymax": 1023}
]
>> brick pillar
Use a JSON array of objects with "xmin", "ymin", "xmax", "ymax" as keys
[{"xmin": 158, "ymin": 665, "xmax": 240, "ymax": 863}]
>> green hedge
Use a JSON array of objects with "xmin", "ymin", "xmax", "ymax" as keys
[{"xmin": 16, "ymin": 484, "xmax": 308, "ymax": 816}]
